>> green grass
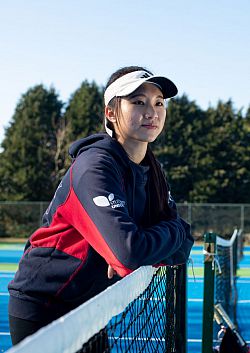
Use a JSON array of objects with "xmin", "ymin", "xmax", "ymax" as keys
[
  {"xmin": 0, "ymin": 263, "xmax": 18, "ymax": 272},
  {"xmin": 0, "ymin": 263, "xmax": 249, "ymax": 278},
  {"xmin": 188, "ymin": 267, "xmax": 250, "ymax": 278},
  {"xmin": 0, "ymin": 242, "xmax": 25, "ymax": 250}
]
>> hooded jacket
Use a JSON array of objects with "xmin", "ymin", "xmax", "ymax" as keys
[{"xmin": 8, "ymin": 133, "xmax": 193, "ymax": 322}]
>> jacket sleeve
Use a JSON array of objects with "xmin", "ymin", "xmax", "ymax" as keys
[
  {"xmin": 163, "ymin": 194, "xmax": 194, "ymax": 265},
  {"xmin": 63, "ymin": 150, "xmax": 188, "ymax": 277}
]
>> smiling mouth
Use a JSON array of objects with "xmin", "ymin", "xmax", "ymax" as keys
[{"xmin": 142, "ymin": 124, "xmax": 158, "ymax": 129}]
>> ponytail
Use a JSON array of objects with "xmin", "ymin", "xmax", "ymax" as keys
[{"xmin": 144, "ymin": 147, "xmax": 177, "ymax": 225}]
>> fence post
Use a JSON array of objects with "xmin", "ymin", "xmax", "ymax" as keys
[
  {"xmin": 175, "ymin": 264, "xmax": 187, "ymax": 353},
  {"xmin": 202, "ymin": 232, "xmax": 217, "ymax": 353},
  {"xmin": 188, "ymin": 203, "xmax": 192, "ymax": 225},
  {"xmin": 240, "ymin": 205, "xmax": 244, "ymax": 232}
]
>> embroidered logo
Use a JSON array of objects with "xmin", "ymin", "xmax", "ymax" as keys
[
  {"xmin": 140, "ymin": 73, "xmax": 151, "ymax": 79},
  {"xmin": 93, "ymin": 193, "xmax": 125, "ymax": 209}
]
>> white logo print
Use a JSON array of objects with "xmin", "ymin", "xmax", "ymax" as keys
[{"xmin": 93, "ymin": 193, "xmax": 125, "ymax": 209}]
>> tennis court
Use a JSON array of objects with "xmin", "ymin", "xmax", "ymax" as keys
[{"xmin": 0, "ymin": 244, "xmax": 249, "ymax": 352}]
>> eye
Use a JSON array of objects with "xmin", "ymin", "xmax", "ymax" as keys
[
  {"xmin": 133, "ymin": 100, "xmax": 145, "ymax": 105},
  {"xmin": 156, "ymin": 101, "xmax": 164, "ymax": 106}
]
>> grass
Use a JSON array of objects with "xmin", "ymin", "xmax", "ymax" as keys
[
  {"xmin": 1, "ymin": 264, "xmax": 249, "ymax": 277},
  {"xmin": 188, "ymin": 267, "xmax": 250, "ymax": 278},
  {"xmin": 0, "ymin": 243, "xmax": 24, "ymax": 250},
  {"xmin": 0, "ymin": 263, "xmax": 18, "ymax": 272}
]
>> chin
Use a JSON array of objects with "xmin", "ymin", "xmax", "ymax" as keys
[
  {"xmin": 148, "ymin": 137, "xmax": 158, "ymax": 143},
  {"xmin": 138, "ymin": 136, "xmax": 158, "ymax": 143}
]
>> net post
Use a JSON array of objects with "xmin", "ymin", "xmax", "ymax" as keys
[
  {"xmin": 202, "ymin": 232, "xmax": 217, "ymax": 353},
  {"xmin": 233, "ymin": 229, "xmax": 238, "ymax": 276},
  {"xmin": 174, "ymin": 264, "xmax": 187, "ymax": 353}
]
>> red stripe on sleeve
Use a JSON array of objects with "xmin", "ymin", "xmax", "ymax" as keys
[{"xmin": 63, "ymin": 188, "xmax": 133, "ymax": 278}]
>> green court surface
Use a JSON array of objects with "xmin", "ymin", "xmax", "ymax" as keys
[
  {"xmin": 188, "ymin": 267, "xmax": 250, "ymax": 277},
  {"xmin": 0, "ymin": 263, "xmax": 18, "ymax": 271},
  {"xmin": 1, "ymin": 264, "xmax": 249, "ymax": 277},
  {"xmin": 0, "ymin": 242, "xmax": 25, "ymax": 250}
]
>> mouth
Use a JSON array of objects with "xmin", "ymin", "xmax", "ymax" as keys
[{"xmin": 141, "ymin": 124, "xmax": 158, "ymax": 129}]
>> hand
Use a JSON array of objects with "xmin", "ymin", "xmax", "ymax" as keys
[{"xmin": 108, "ymin": 265, "xmax": 117, "ymax": 279}]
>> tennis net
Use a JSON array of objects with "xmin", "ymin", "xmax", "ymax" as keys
[
  {"xmin": 214, "ymin": 229, "xmax": 243, "ymax": 327},
  {"xmin": 7, "ymin": 265, "xmax": 186, "ymax": 353}
]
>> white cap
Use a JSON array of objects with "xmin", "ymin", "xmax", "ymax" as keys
[{"xmin": 104, "ymin": 70, "xmax": 178, "ymax": 106}]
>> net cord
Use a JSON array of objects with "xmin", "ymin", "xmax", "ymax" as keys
[
  {"xmin": 216, "ymin": 229, "xmax": 238, "ymax": 247},
  {"xmin": 6, "ymin": 266, "xmax": 157, "ymax": 353}
]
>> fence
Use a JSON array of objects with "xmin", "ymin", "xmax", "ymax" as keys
[{"xmin": 0, "ymin": 202, "xmax": 250, "ymax": 239}]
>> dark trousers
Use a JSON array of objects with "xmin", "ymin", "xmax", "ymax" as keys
[
  {"xmin": 9, "ymin": 315, "xmax": 110, "ymax": 352},
  {"xmin": 9, "ymin": 315, "xmax": 47, "ymax": 346}
]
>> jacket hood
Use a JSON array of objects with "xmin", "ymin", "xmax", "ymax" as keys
[{"xmin": 69, "ymin": 133, "xmax": 130, "ymax": 168}]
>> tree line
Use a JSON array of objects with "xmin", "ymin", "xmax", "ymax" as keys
[{"xmin": 0, "ymin": 82, "xmax": 249, "ymax": 203}]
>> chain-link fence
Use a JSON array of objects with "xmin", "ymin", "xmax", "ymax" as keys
[
  {"xmin": 0, "ymin": 202, "xmax": 249, "ymax": 239},
  {"xmin": 0, "ymin": 202, "xmax": 49, "ymax": 238},
  {"xmin": 177, "ymin": 203, "xmax": 250, "ymax": 239}
]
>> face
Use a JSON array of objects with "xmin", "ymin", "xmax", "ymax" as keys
[{"xmin": 107, "ymin": 83, "xmax": 166, "ymax": 147}]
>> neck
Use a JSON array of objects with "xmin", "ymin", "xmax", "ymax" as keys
[{"xmin": 117, "ymin": 138, "xmax": 148, "ymax": 164}]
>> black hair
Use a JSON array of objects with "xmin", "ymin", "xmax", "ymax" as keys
[{"xmin": 105, "ymin": 66, "xmax": 176, "ymax": 224}]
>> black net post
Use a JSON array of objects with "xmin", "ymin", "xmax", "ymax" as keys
[
  {"xmin": 202, "ymin": 232, "xmax": 217, "ymax": 353},
  {"xmin": 174, "ymin": 264, "xmax": 187, "ymax": 353}
]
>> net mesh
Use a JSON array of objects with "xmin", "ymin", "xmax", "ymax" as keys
[
  {"xmin": 214, "ymin": 229, "xmax": 243, "ymax": 338},
  {"xmin": 7, "ymin": 265, "xmax": 184, "ymax": 353}
]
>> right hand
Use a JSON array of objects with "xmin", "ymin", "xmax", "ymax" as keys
[{"xmin": 107, "ymin": 265, "xmax": 117, "ymax": 279}]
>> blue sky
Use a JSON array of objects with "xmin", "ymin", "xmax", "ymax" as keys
[{"xmin": 1, "ymin": 0, "xmax": 249, "ymax": 143}]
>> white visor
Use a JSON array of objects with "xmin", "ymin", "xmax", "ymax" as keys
[{"xmin": 104, "ymin": 70, "xmax": 178, "ymax": 106}]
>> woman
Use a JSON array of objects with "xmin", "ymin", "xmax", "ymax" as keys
[{"xmin": 8, "ymin": 66, "xmax": 194, "ymax": 345}]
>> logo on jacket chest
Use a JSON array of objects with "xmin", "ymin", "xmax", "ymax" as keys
[{"xmin": 93, "ymin": 193, "xmax": 125, "ymax": 209}]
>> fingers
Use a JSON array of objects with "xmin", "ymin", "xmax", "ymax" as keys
[{"xmin": 108, "ymin": 265, "xmax": 117, "ymax": 279}]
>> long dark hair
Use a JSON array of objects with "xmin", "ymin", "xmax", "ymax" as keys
[{"xmin": 105, "ymin": 66, "xmax": 176, "ymax": 224}]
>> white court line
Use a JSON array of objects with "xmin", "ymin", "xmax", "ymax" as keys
[
  {"xmin": 188, "ymin": 338, "xmax": 250, "ymax": 344},
  {"xmin": 0, "ymin": 332, "xmax": 10, "ymax": 336},
  {"xmin": 188, "ymin": 298, "xmax": 202, "ymax": 302},
  {"xmin": 188, "ymin": 279, "xmax": 204, "ymax": 283},
  {"xmin": 0, "ymin": 273, "xmax": 16, "ymax": 276},
  {"xmin": 0, "ymin": 292, "xmax": 9, "ymax": 296},
  {"xmin": 111, "ymin": 336, "xmax": 165, "ymax": 342},
  {"xmin": 188, "ymin": 299, "xmax": 250, "ymax": 303},
  {"xmin": 237, "ymin": 280, "xmax": 250, "ymax": 283},
  {"xmin": 188, "ymin": 279, "xmax": 250, "ymax": 284}
]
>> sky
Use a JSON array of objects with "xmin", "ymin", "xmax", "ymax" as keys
[{"xmin": 1, "ymin": 0, "xmax": 250, "ymax": 144}]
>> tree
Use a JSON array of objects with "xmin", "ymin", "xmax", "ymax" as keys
[
  {"xmin": 61, "ymin": 80, "xmax": 104, "ymax": 171},
  {"xmin": 153, "ymin": 96, "xmax": 250, "ymax": 203},
  {"xmin": 190, "ymin": 100, "xmax": 250, "ymax": 202},
  {"xmin": 0, "ymin": 85, "xmax": 63, "ymax": 201},
  {"xmin": 154, "ymin": 94, "xmax": 206, "ymax": 202}
]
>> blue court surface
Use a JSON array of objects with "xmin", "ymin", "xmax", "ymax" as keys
[{"xmin": 0, "ymin": 244, "xmax": 249, "ymax": 353}]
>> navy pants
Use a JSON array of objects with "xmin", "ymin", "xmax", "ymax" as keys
[{"xmin": 9, "ymin": 315, "xmax": 46, "ymax": 345}]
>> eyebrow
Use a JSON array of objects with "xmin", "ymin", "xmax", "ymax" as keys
[{"xmin": 128, "ymin": 93, "xmax": 164, "ymax": 99}]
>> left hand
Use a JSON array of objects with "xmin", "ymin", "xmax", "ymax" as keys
[{"xmin": 107, "ymin": 265, "xmax": 117, "ymax": 279}]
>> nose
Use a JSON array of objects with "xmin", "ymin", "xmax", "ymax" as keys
[{"xmin": 144, "ymin": 104, "xmax": 158, "ymax": 119}]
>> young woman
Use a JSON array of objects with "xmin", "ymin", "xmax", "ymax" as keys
[{"xmin": 8, "ymin": 66, "xmax": 194, "ymax": 345}]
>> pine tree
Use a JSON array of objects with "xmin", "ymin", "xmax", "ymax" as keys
[
  {"xmin": 61, "ymin": 80, "xmax": 104, "ymax": 171},
  {"xmin": 154, "ymin": 95, "xmax": 206, "ymax": 202},
  {"xmin": 0, "ymin": 85, "xmax": 63, "ymax": 201}
]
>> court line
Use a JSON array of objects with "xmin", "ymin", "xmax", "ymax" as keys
[
  {"xmin": 188, "ymin": 338, "xmax": 250, "ymax": 344},
  {"xmin": 188, "ymin": 298, "xmax": 250, "ymax": 303}
]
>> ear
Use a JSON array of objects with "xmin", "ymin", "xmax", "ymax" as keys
[{"xmin": 105, "ymin": 106, "xmax": 116, "ymax": 124}]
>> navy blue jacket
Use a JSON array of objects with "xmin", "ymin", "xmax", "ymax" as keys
[{"xmin": 8, "ymin": 133, "xmax": 193, "ymax": 322}]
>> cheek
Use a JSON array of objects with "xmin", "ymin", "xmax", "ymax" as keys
[
  {"xmin": 120, "ymin": 111, "xmax": 138, "ymax": 129},
  {"xmin": 159, "ymin": 112, "xmax": 166, "ymax": 128}
]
